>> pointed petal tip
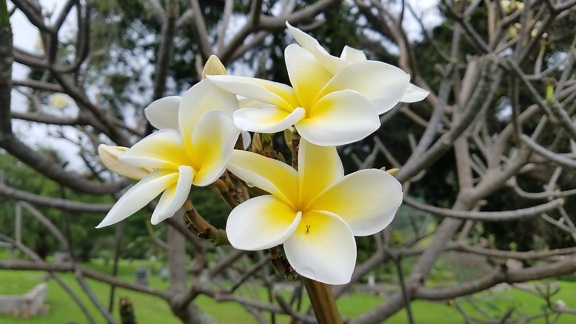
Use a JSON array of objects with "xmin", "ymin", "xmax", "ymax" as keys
[
  {"xmin": 95, "ymin": 217, "xmax": 115, "ymax": 229},
  {"xmin": 400, "ymin": 83, "xmax": 430, "ymax": 103}
]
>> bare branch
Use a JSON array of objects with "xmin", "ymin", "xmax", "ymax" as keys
[
  {"xmin": 0, "ymin": 181, "xmax": 116, "ymax": 212},
  {"xmin": 403, "ymin": 196, "xmax": 564, "ymax": 221},
  {"xmin": 414, "ymin": 258, "xmax": 576, "ymax": 300}
]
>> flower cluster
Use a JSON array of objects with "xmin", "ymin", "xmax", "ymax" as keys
[{"xmin": 98, "ymin": 23, "xmax": 427, "ymax": 284}]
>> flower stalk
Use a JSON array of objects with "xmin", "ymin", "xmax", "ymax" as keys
[
  {"xmin": 304, "ymin": 278, "xmax": 343, "ymax": 324},
  {"xmin": 183, "ymin": 200, "xmax": 229, "ymax": 246}
]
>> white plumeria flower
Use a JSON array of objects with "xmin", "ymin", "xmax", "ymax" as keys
[
  {"xmin": 226, "ymin": 140, "xmax": 403, "ymax": 284},
  {"xmin": 208, "ymin": 47, "xmax": 383, "ymax": 146},
  {"xmin": 208, "ymin": 25, "xmax": 425, "ymax": 146},
  {"xmin": 286, "ymin": 23, "xmax": 429, "ymax": 105},
  {"xmin": 97, "ymin": 80, "xmax": 240, "ymax": 227}
]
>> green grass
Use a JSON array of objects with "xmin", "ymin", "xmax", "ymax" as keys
[
  {"xmin": 0, "ymin": 271, "xmax": 45, "ymax": 295},
  {"xmin": 0, "ymin": 270, "xmax": 179, "ymax": 324},
  {"xmin": 2, "ymin": 264, "xmax": 576, "ymax": 323}
]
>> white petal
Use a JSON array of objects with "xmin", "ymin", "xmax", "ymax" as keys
[
  {"xmin": 311, "ymin": 169, "xmax": 403, "ymax": 236},
  {"xmin": 400, "ymin": 83, "xmax": 429, "ymax": 103},
  {"xmin": 296, "ymin": 90, "xmax": 380, "ymax": 146},
  {"xmin": 120, "ymin": 129, "xmax": 189, "ymax": 170},
  {"xmin": 150, "ymin": 166, "xmax": 194, "ymax": 225},
  {"xmin": 285, "ymin": 44, "xmax": 332, "ymax": 108},
  {"xmin": 321, "ymin": 60, "xmax": 410, "ymax": 114},
  {"xmin": 227, "ymin": 150, "xmax": 299, "ymax": 206},
  {"xmin": 233, "ymin": 106, "xmax": 305, "ymax": 133},
  {"xmin": 284, "ymin": 211, "xmax": 356, "ymax": 285},
  {"xmin": 340, "ymin": 46, "xmax": 366, "ymax": 62},
  {"xmin": 145, "ymin": 96, "xmax": 181, "ymax": 130},
  {"xmin": 98, "ymin": 144, "xmax": 149, "ymax": 180},
  {"xmin": 208, "ymin": 75, "xmax": 298, "ymax": 111},
  {"xmin": 298, "ymin": 140, "xmax": 344, "ymax": 208},
  {"xmin": 96, "ymin": 170, "xmax": 179, "ymax": 228},
  {"xmin": 238, "ymin": 98, "xmax": 271, "ymax": 109},
  {"xmin": 241, "ymin": 131, "xmax": 251, "ymax": 150},
  {"xmin": 285, "ymin": 22, "xmax": 345, "ymax": 74},
  {"xmin": 179, "ymin": 79, "xmax": 238, "ymax": 143},
  {"xmin": 190, "ymin": 111, "xmax": 239, "ymax": 186},
  {"xmin": 227, "ymin": 195, "xmax": 301, "ymax": 250}
]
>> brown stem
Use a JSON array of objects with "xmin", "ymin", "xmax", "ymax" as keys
[
  {"xmin": 183, "ymin": 201, "xmax": 230, "ymax": 246},
  {"xmin": 212, "ymin": 172, "xmax": 244, "ymax": 208},
  {"xmin": 269, "ymin": 245, "xmax": 298, "ymax": 281},
  {"xmin": 291, "ymin": 131, "xmax": 301, "ymax": 170},
  {"xmin": 303, "ymin": 278, "xmax": 343, "ymax": 324}
]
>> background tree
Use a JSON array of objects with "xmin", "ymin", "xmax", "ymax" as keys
[{"xmin": 1, "ymin": 0, "xmax": 576, "ymax": 323}]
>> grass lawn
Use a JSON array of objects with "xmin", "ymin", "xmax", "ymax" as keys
[{"xmin": 1, "ymin": 261, "xmax": 576, "ymax": 323}]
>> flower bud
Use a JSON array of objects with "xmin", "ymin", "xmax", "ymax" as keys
[{"xmin": 202, "ymin": 55, "xmax": 227, "ymax": 79}]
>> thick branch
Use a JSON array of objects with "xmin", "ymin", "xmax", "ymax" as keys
[
  {"xmin": 0, "ymin": 0, "xmax": 13, "ymax": 137},
  {"xmin": 414, "ymin": 258, "xmax": 576, "ymax": 300}
]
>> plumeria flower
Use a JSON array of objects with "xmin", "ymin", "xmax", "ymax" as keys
[
  {"xmin": 96, "ymin": 80, "xmax": 240, "ymax": 227},
  {"xmin": 99, "ymin": 62, "xmax": 237, "ymax": 176},
  {"xmin": 207, "ymin": 44, "xmax": 387, "ymax": 146},
  {"xmin": 285, "ymin": 22, "xmax": 429, "ymax": 105},
  {"xmin": 208, "ymin": 25, "xmax": 427, "ymax": 146},
  {"xmin": 226, "ymin": 140, "xmax": 403, "ymax": 284}
]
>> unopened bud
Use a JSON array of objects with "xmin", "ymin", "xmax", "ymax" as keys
[
  {"xmin": 284, "ymin": 128, "xmax": 294, "ymax": 149},
  {"xmin": 380, "ymin": 167, "xmax": 400, "ymax": 176},
  {"xmin": 261, "ymin": 133, "xmax": 272, "ymax": 144},
  {"xmin": 202, "ymin": 55, "xmax": 227, "ymax": 79},
  {"xmin": 276, "ymin": 152, "xmax": 286, "ymax": 164},
  {"xmin": 251, "ymin": 133, "xmax": 262, "ymax": 153}
]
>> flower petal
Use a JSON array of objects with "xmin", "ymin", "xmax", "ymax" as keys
[
  {"xmin": 227, "ymin": 150, "xmax": 298, "ymax": 206},
  {"xmin": 150, "ymin": 166, "xmax": 194, "ymax": 225},
  {"xmin": 321, "ymin": 60, "xmax": 410, "ymax": 114},
  {"xmin": 340, "ymin": 46, "xmax": 366, "ymax": 62},
  {"xmin": 285, "ymin": 44, "xmax": 332, "ymax": 108},
  {"xmin": 208, "ymin": 75, "xmax": 298, "ymax": 112},
  {"xmin": 284, "ymin": 210, "xmax": 356, "ymax": 285},
  {"xmin": 233, "ymin": 106, "xmax": 305, "ymax": 133},
  {"xmin": 298, "ymin": 140, "xmax": 344, "ymax": 208},
  {"xmin": 190, "ymin": 111, "xmax": 239, "ymax": 186},
  {"xmin": 401, "ymin": 83, "xmax": 430, "ymax": 103},
  {"xmin": 227, "ymin": 195, "xmax": 301, "ymax": 250},
  {"xmin": 144, "ymin": 96, "xmax": 181, "ymax": 130},
  {"xmin": 120, "ymin": 129, "xmax": 189, "ymax": 170},
  {"xmin": 96, "ymin": 170, "xmax": 179, "ymax": 228},
  {"xmin": 98, "ymin": 144, "xmax": 149, "ymax": 180},
  {"xmin": 296, "ymin": 90, "xmax": 380, "ymax": 146},
  {"xmin": 241, "ymin": 131, "xmax": 252, "ymax": 149},
  {"xmin": 179, "ymin": 79, "xmax": 238, "ymax": 144},
  {"xmin": 285, "ymin": 22, "xmax": 345, "ymax": 74},
  {"xmin": 311, "ymin": 169, "xmax": 403, "ymax": 236}
]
